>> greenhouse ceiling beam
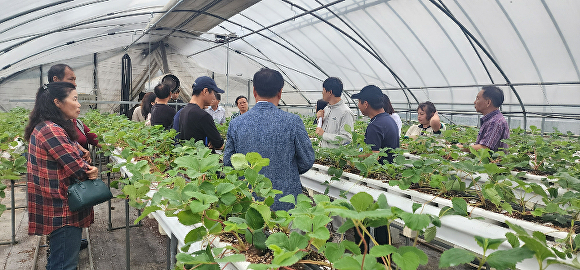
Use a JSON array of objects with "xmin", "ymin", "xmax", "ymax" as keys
[
  {"xmin": 281, "ymin": 0, "xmax": 419, "ymax": 105},
  {"xmin": 217, "ymin": 46, "xmax": 308, "ymax": 106},
  {"xmin": 1, "ymin": 30, "xmax": 137, "ymax": 72},
  {"xmin": 313, "ymin": 0, "xmax": 408, "ymax": 112},
  {"xmin": 165, "ymin": 0, "xmax": 224, "ymax": 39},
  {"xmin": 218, "ymin": 26, "xmax": 312, "ymax": 106},
  {"xmin": 540, "ymin": 0, "xmax": 580, "ymax": 81},
  {"xmin": 0, "ymin": 0, "xmax": 73, "ymax": 25},
  {"xmin": 495, "ymin": 0, "xmax": 550, "ymax": 113},
  {"xmin": 187, "ymin": 0, "xmax": 345, "ymax": 57},
  {"xmin": 436, "ymin": 0, "xmax": 494, "ymax": 83},
  {"xmin": 0, "ymin": 0, "xmax": 112, "ymax": 36},
  {"xmin": 123, "ymin": 0, "xmax": 185, "ymax": 51},
  {"xmin": 341, "ymin": 1, "xmax": 427, "ymax": 102},
  {"xmin": 0, "ymin": 10, "xmax": 156, "ymax": 56},
  {"xmin": 239, "ymin": 14, "xmax": 327, "ymax": 79},
  {"xmin": 152, "ymin": 10, "xmax": 326, "ymax": 105},
  {"xmin": 428, "ymin": 0, "xmax": 527, "ymax": 130},
  {"xmin": 377, "ymin": 81, "xmax": 580, "ymax": 91},
  {"xmin": 160, "ymin": 10, "xmax": 327, "ymax": 76}
]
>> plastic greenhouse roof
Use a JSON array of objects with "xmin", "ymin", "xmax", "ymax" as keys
[{"xmin": 1, "ymin": 0, "xmax": 579, "ymax": 125}]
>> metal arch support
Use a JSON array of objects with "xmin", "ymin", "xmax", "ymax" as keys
[
  {"xmin": 428, "ymin": 0, "xmax": 527, "ymax": 130},
  {"xmin": 218, "ymin": 25, "xmax": 313, "ymax": 106},
  {"xmin": 0, "ymin": 0, "xmax": 73, "ymax": 25},
  {"xmin": 123, "ymin": 0, "xmax": 185, "ymax": 51},
  {"xmin": 313, "ymin": 0, "xmax": 408, "ymax": 112},
  {"xmin": 281, "ymin": 0, "xmax": 418, "ymax": 106},
  {"xmin": 539, "ymin": 0, "xmax": 580, "ymax": 80},
  {"xmin": 436, "ymin": 0, "xmax": 495, "ymax": 84}
]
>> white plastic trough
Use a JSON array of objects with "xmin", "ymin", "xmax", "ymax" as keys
[{"xmin": 300, "ymin": 164, "xmax": 576, "ymax": 270}]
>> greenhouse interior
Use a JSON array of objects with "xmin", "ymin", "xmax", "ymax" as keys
[{"xmin": 0, "ymin": 0, "xmax": 579, "ymax": 269}]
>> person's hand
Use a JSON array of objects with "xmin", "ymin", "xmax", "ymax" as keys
[
  {"xmin": 86, "ymin": 165, "xmax": 99, "ymax": 180},
  {"xmin": 316, "ymin": 110, "xmax": 324, "ymax": 119},
  {"xmin": 79, "ymin": 145, "xmax": 91, "ymax": 163},
  {"xmin": 315, "ymin": 127, "xmax": 324, "ymax": 136}
]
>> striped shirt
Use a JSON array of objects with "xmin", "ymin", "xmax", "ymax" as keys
[
  {"xmin": 27, "ymin": 121, "xmax": 94, "ymax": 235},
  {"xmin": 476, "ymin": 110, "xmax": 510, "ymax": 151}
]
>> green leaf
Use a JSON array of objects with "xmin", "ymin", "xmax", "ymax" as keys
[
  {"xmin": 245, "ymin": 152, "xmax": 263, "ymax": 165},
  {"xmin": 215, "ymin": 183, "xmax": 235, "ymax": 195},
  {"xmin": 288, "ymin": 232, "xmax": 309, "ymax": 250},
  {"xmin": 189, "ymin": 200, "xmax": 211, "ymax": 213},
  {"xmin": 230, "ymin": 153, "xmax": 249, "ymax": 170},
  {"xmin": 214, "ymin": 254, "xmax": 246, "ymax": 263},
  {"xmin": 279, "ymin": 194, "xmax": 295, "ymax": 204},
  {"xmin": 251, "ymin": 230, "xmax": 268, "ymax": 250},
  {"xmin": 134, "ymin": 205, "xmax": 161, "ymax": 224},
  {"xmin": 451, "ymin": 198, "xmax": 468, "ymax": 216},
  {"xmin": 350, "ymin": 192, "xmax": 374, "ymax": 212},
  {"xmin": 184, "ymin": 227, "xmax": 207, "ymax": 244},
  {"xmin": 412, "ymin": 203, "xmax": 421, "ymax": 213},
  {"xmin": 323, "ymin": 242, "xmax": 344, "ymax": 262},
  {"xmin": 505, "ymin": 232, "xmax": 520, "ymax": 248},
  {"xmin": 369, "ymin": 245, "xmax": 396, "ymax": 257},
  {"xmin": 377, "ymin": 194, "xmax": 388, "ymax": 209},
  {"xmin": 266, "ymin": 233, "xmax": 289, "ymax": 250},
  {"xmin": 333, "ymin": 256, "xmax": 361, "ymax": 270},
  {"xmin": 392, "ymin": 251, "xmax": 420, "ymax": 270},
  {"xmin": 424, "ymin": 226, "xmax": 437, "ymax": 242},
  {"xmin": 486, "ymin": 248, "xmax": 535, "ymax": 270},
  {"xmin": 220, "ymin": 192, "xmax": 237, "ymax": 206},
  {"xmin": 439, "ymin": 248, "xmax": 475, "ymax": 268},
  {"xmin": 178, "ymin": 210, "xmax": 202, "ymax": 225},
  {"xmin": 251, "ymin": 204, "xmax": 272, "ymax": 227},
  {"xmin": 309, "ymin": 226, "xmax": 330, "ymax": 240},
  {"xmin": 399, "ymin": 246, "xmax": 428, "ymax": 265},
  {"xmin": 341, "ymin": 240, "xmax": 361, "ymax": 255},
  {"xmin": 245, "ymin": 207, "xmax": 265, "ymax": 230},
  {"xmin": 312, "ymin": 215, "xmax": 332, "ymax": 229},
  {"xmin": 474, "ymin": 236, "xmax": 505, "ymax": 251},
  {"xmin": 399, "ymin": 212, "xmax": 431, "ymax": 231},
  {"xmin": 292, "ymin": 215, "xmax": 313, "ymax": 232}
]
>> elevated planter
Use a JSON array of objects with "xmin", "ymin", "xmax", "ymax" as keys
[
  {"xmin": 108, "ymin": 150, "xmax": 249, "ymax": 270},
  {"xmin": 403, "ymin": 152, "xmax": 567, "ymax": 207},
  {"xmin": 300, "ymin": 164, "xmax": 576, "ymax": 270}
]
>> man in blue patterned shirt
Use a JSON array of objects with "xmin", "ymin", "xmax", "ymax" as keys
[{"xmin": 223, "ymin": 68, "xmax": 315, "ymax": 211}]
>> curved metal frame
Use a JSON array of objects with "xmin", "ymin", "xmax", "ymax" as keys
[{"xmin": 428, "ymin": 0, "xmax": 527, "ymax": 129}]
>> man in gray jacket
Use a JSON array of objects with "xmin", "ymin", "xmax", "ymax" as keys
[
  {"xmin": 315, "ymin": 77, "xmax": 355, "ymax": 148},
  {"xmin": 224, "ymin": 68, "xmax": 315, "ymax": 211}
]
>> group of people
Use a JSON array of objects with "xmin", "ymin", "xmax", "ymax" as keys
[{"xmin": 25, "ymin": 61, "xmax": 510, "ymax": 269}]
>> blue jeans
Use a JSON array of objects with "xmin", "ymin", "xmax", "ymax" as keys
[{"xmin": 47, "ymin": 226, "xmax": 82, "ymax": 270}]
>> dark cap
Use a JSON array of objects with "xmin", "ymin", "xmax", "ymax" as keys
[
  {"xmin": 351, "ymin": 85, "xmax": 382, "ymax": 101},
  {"xmin": 192, "ymin": 76, "xmax": 224, "ymax": 94}
]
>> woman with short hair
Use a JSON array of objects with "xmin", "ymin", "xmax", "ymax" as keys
[{"xmin": 405, "ymin": 101, "xmax": 445, "ymax": 139}]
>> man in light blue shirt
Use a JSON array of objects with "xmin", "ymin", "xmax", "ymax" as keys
[
  {"xmin": 205, "ymin": 93, "xmax": 226, "ymax": 125},
  {"xmin": 223, "ymin": 68, "xmax": 315, "ymax": 211}
]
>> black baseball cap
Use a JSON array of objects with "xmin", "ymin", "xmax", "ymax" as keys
[
  {"xmin": 351, "ymin": 85, "xmax": 382, "ymax": 101},
  {"xmin": 192, "ymin": 76, "xmax": 224, "ymax": 94}
]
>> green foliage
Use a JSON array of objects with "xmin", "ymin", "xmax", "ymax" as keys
[{"xmin": 79, "ymin": 111, "xmax": 580, "ymax": 270}]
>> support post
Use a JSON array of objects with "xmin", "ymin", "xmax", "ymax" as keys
[
  {"xmin": 126, "ymin": 198, "xmax": 130, "ymax": 270},
  {"xmin": 0, "ymin": 180, "xmax": 18, "ymax": 245}
]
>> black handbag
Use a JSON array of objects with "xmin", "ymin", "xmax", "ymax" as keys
[{"xmin": 67, "ymin": 178, "xmax": 113, "ymax": 212}]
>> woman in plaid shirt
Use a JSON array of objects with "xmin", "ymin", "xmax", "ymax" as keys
[{"xmin": 24, "ymin": 82, "xmax": 99, "ymax": 270}]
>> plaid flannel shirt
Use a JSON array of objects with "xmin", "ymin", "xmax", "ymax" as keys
[
  {"xmin": 27, "ymin": 121, "xmax": 94, "ymax": 236},
  {"xmin": 476, "ymin": 109, "xmax": 510, "ymax": 151}
]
